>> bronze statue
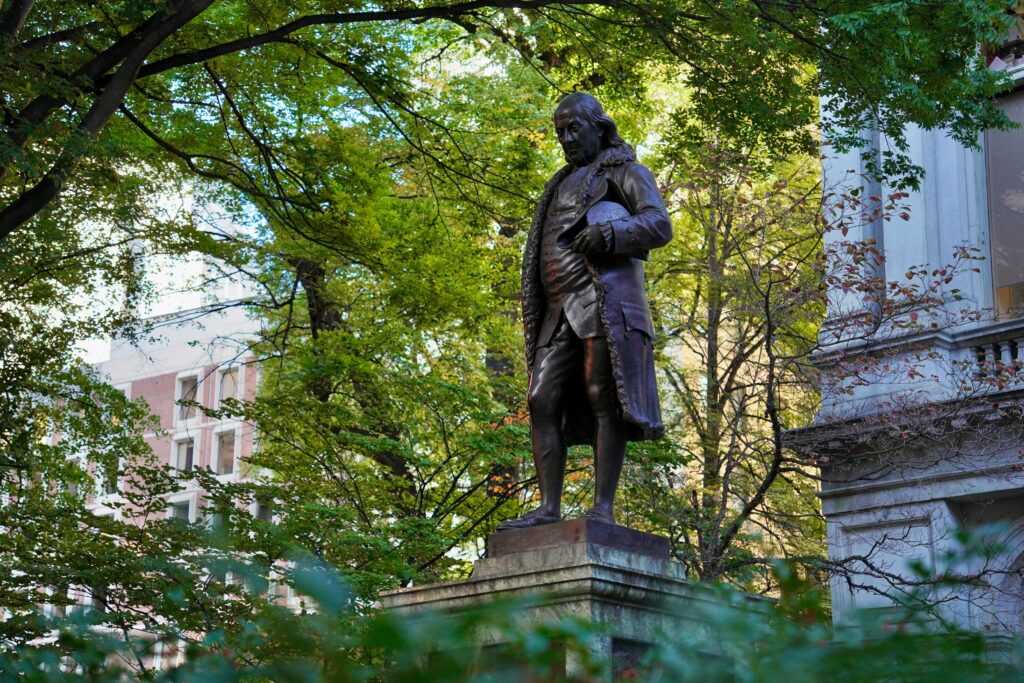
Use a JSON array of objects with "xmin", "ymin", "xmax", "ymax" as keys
[{"xmin": 499, "ymin": 93, "xmax": 672, "ymax": 530}]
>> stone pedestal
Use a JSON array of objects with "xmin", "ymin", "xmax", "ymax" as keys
[{"xmin": 380, "ymin": 519, "xmax": 768, "ymax": 680}]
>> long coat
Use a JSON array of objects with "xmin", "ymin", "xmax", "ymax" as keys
[{"xmin": 521, "ymin": 144, "xmax": 672, "ymax": 444}]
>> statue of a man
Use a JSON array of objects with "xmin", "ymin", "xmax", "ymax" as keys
[{"xmin": 499, "ymin": 92, "xmax": 672, "ymax": 529}]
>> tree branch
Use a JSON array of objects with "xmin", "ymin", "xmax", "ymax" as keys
[
  {"xmin": 0, "ymin": 0, "xmax": 34, "ymax": 45},
  {"xmin": 17, "ymin": 21, "xmax": 101, "ymax": 52},
  {"xmin": 132, "ymin": 0, "xmax": 620, "ymax": 82},
  {"xmin": 0, "ymin": 0, "xmax": 215, "ymax": 238}
]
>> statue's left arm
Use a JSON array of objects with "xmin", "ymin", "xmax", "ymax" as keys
[{"xmin": 606, "ymin": 163, "xmax": 672, "ymax": 258}]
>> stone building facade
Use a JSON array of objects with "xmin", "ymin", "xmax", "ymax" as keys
[{"xmin": 793, "ymin": 51, "xmax": 1024, "ymax": 632}]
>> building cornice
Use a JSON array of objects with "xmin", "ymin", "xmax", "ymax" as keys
[{"xmin": 784, "ymin": 386, "xmax": 1024, "ymax": 460}]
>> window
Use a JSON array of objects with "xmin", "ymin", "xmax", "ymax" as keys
[
  {"xmin": 271, "ymin": 576, "xmax": 296, "ymax": 606},
  {"xmin": 159, "ymin": 639, "xmax": 186, "ymax": 669},
  {"xmin": 46, "ymin": 587, "xmax": 68, "ymax": 619},
  {"xmin": 177, "ymin": 376, "xmax": 199, "ymax": 421},
  {"xmin": 987, "ymin": 87, "xmax": 1024, "ymax": 317},
  {"xmin": 63, "ymin": 452, "xmax": 86, "ymax": 498},
  {"xmin": 174, "ymin": 439, "xmax": 195, "ymax": 473},
  {"xmin": 990, "ymin": 11, "xmax": 1024, "ymax": 68},
  {"xmin": 208, "ymin": 565, "xmax": 228, "ymax": 588},
  {"xmin": 207, "ymin": 512, "xmax": 226, "ymax": 533},
  {"xmin": 111, "ymin": 384, "xmax": 130, "ymax": 428},
  {"xmin": 244, "ymin": 570, "xmax": 268, "ymax": 596},
  {"xmin": 169, "ymin": 500, "xmax": 191, "ymax": 522},
  {"xmin": 88, "ymin": 585, "xmax": 107, "ymax": 613},
  {"xmin": 255, "ymin": 503, "xmax": 273, "ymax": 523},
  {"xmin": 101, "ymin": 462, "xmax": 118, "ymax": 496},
  {"xmin": 218, "ymin": 367, "xmax": 239, "ymax": 407},
  {"xmin": 216, "ymin": 430, "xmax": 236, "ymax": 475}
]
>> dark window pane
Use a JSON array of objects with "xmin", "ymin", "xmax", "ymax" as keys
[
  {"xmin": 89, "ymin": 585, "xmax": 107, "ymax": 613},
  {"xmin": 178, "ymin": 377, "xmax": 198, "ymax": 421},
  {"xmin": 171, "ymin": 501, "xmax": 190, "ymax": 521},
  {"xmin": 103, "ymin": 465, "xmax": 118, "ymax": 495},
  {"xmin": 208, "ymin": 512, "xmax": 226, "ymax": 533},
  {"xmin": 219, "ymin": 368, "xmax": 239, "ymax": 405},
  {"xmin": 176, "ymin": 440, "xmax": 194, "ymax": 473},
  {"xmin": 217, "ymin": 431, "xmax": 235, "ymax": 475},
  {"xmin": 987, "ymin": 89, "xmax": 1024, "ymax": 317}
]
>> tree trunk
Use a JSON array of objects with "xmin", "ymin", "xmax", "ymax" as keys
[{"xmin": 699, "ymin": 193, "xmax": 724, "ymax": 580}]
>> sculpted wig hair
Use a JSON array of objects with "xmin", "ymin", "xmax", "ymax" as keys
[{"xmin": 556, "ymin": 92, "xmax": 627, "ymax": 149}]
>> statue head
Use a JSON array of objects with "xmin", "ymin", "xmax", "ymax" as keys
[{"xmin": 553, "ymin": 92, "xmax": 626, "ymax": 167}]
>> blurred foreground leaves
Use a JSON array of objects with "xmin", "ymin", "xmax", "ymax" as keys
[{"xmin": 3, "ymin": 558, "xmax": 1022, "ymax": 683}]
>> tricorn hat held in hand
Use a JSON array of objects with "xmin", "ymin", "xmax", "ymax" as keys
[{"xmin": 559, "ymin": 177, "xmax": 632, "ymax": 247}]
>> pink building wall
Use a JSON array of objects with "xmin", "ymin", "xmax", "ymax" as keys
[
  {"xmin": 90, "ymin": 304, "xmax": 261, "ymax": 523},
  {"xmin": 129, "ymin": 360, "xmax": 257, "ymax": 476}
]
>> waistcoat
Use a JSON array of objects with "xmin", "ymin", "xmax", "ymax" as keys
[{"xmin": 539, "ymin": 164, "xmax": 601, "ymax": 342}]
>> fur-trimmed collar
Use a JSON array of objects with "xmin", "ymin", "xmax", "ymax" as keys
[
  {"xmin": 593, "ymin": 143, "xmax": 636, "ymax": 167},
  {"xmin": 554, "ymin": 143, "xmax": 637, "ymax": 180},
  {"xmin": 567, "ymin": 144, "xmax": 636, "ymax": 215}
]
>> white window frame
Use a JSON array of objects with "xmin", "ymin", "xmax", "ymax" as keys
[
  {"xmin": 170, "ymin": 437, "xmax": 197, "ymax": 477},
  {"xmin": 166, "ymin": 494, "xmax": 197, "ymax": 523},
  {"xmin": 268, "ymin": 567, "xmax": 299, "ymax": 608},
  {"xmin": 174, "ymin": 370, "xmax": 203, "ymax": 427},
  {"xmin": 95, "ymin": 455, "xmax": 123, "ymax": 501},
  {"xmin": 150, "ymin": 640, "xmax": 166, "ymax": 672},
  {"xmin": 250, "ymin": 500, "xmax": 275, "ymax": 523},
  {"xmin": 61, "ymin": 449, "xmax": 88, "ymax": 498},
  {"xmin": 154, "ymin": 638, "xmax": 186, "ymax": 669},
  {"xmin": 212, "ymin": 426, "xmax": 239, "ymax": 477},
  {"xmin": 205, "ymin": 508, "xmax": 228, "ymax": 534},
  {"xmin": 114, "ymin": 382, "xmax": 131, "ymax": 400},
  {"xmin": 214, "ymin": 364, "xmax": 244, "ymax": 411},
  {"xmin": 89, "ymin": 503, "xmax": 119, "ymax": 522},
  {"xmin": 43, "ymin": 586, "xmax": 71, "ymax": 620}
]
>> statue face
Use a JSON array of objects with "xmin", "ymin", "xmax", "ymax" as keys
[{"xmin": 554, "ymin": 103, "xmax": 603, "ymax": 167}]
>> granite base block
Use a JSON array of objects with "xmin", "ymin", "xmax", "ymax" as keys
[
  {"xmin": 380, "ymin": 519, "xmax": 769, "ymax": 680},
  {"xmin": 485, "ymin": 517, "xmax": 670, "ymax": 559}
]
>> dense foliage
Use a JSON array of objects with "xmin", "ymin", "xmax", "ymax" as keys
[
  {"xmin": 626, "ymin": 143, "xmax": 824, "ymax": 587},
  {"xmin": 2, "ymin": 559, "xmax": 1022, "ymax": 682},
  {"xmin": 2, "ymin": 0, "xmax": 1022, "ymax": 676}
]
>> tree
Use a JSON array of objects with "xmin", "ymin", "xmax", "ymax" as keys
[
  {"xmin": 2, "ymin": 0, "xmax": 1020, "ymax": 661},
  {"xmin": 613, "ymin": 121, "xmax": 989, "ymax": 598},
  {"xmin": 2, "ymin": 556, "xmax": 1019, "ymax": 681},
  {"xmin": 0, "ymin": 326, "xmax": 280, "ymax": 672},
  {"xmin": 193, "ymin": 45, "xmax": 558, "ymax": 599},
  {"xmin": 0, "ymin": 0, "xmax": 1015, "ymax": 240},
  {"xmin": 602, "ymin": 140, "xmax": 826, "ymax": 590}
]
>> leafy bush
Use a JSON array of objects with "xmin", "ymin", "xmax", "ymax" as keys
[{"xmin": 3, "ymin": 558, "xmax": 1022, "ymax": 682}]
